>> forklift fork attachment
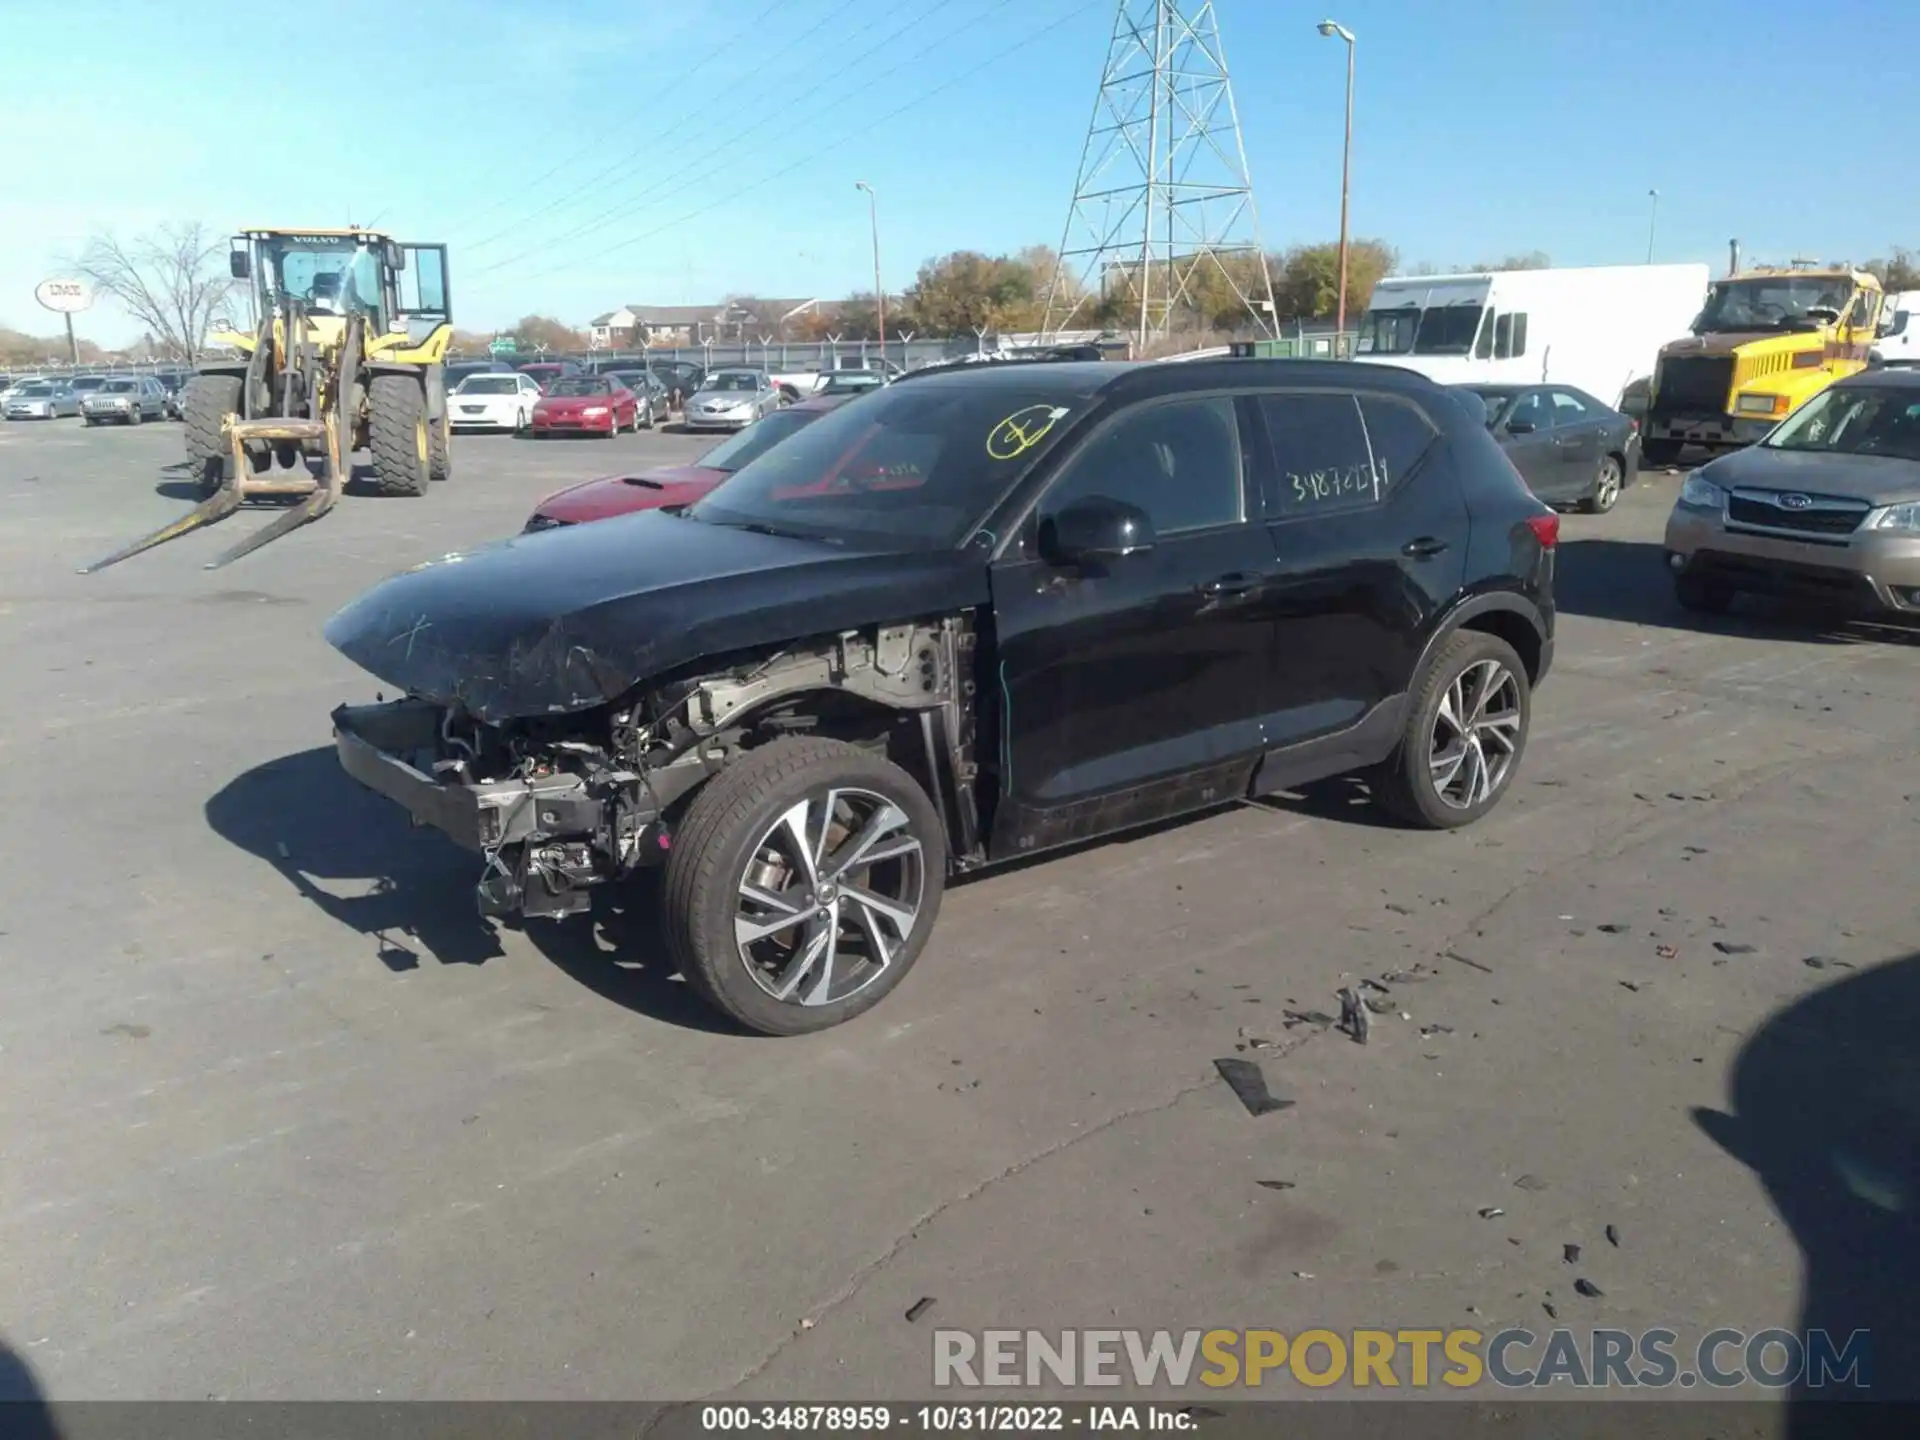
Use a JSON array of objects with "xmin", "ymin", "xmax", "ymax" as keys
[{"xmin": 76, "ymin": 414, "xmax": 342, "ymax": 575}]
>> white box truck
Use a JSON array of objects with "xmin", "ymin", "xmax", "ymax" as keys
[
  {"xmin": 1874, "ymin": 291, "xmax": 1920, "ymax": 367},
  {"xmin": 1350, "ymin": 263, "xmax": 1711, "ymax": 411}
]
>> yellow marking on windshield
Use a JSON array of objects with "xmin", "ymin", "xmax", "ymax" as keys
[{"xmin": 987, "ymin": 405, "xmax": 1072, "ymax": 461}]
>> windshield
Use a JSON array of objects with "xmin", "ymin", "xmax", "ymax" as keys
[
  {"xmin": 607, "ymin": 372, "xmax": 648, "ymax": 389},
  {"xmin": 1764, "ymin": 386, "xmax": 1920, "ymax": 461},
  {"xmin": 69, "ymin": 376, "xmax": 105, "ymax": 390},
  {"xmin": 261, "ymin": 237, "xmax": 383, "ymax": 317},
  {"xmin": 17, "ymin": 382, "xmax": 52, "ymax": 396},
  {"xmin": 1467, "ymin": 387, "xmax": 1517, "ymax": 426},
  {"xmin": 703, "ymin": 372, "xmax": 761, "ymax": 393},
  {"xmin": 456, "ymin": 376, "xmax": 519, "ymax": 395},
  {"xmin": 100, "ymin": 379, "xmax": 137, "ymax": 392},
  {"xmin": 822, "ymin": 374, "xmax": 883, "ymax": 393},
  {"xmin": 688, "ymin": 384, "xmax": 1083, "ymax": 550},
  {"xmin": 544, "ymin": 377, "xmax": 609, "ymax": 397},
  {"xmin": 1696, "ymin": 277, "xmax": 1853, "ymax": 334},
  {"xmin": 1356, "ymin": 308, "xmax": 1419, "ymax": 356},
  {"xmin": 696, "ymin": 409, "xmax": 821, "ymax": 471},
  {"xmin": 1413, "ymin": 303, "xmax": 1485, "ymax": 356}
]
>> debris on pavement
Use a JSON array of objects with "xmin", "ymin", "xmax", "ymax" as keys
[
  {"xmin": 1574, "ymin": 1278, "xmax": 1604, "ymax": 1299},
  {"xmin": 1257, "ymin": 1181, "xmax": 1296, "ymax": 1192},
  {"xmin": 905, "ymin": 1297, "xmax": 936, "ymax": 1323},
  {"xmin": 1712, "ymin": 941, "xmax": 1757, "ymax": 956},
  {"xmin": 1605, "ymin": 1224, "xmax": 1621, "ymax": 1248},
  {"xmin": 1282, "ymin": 1008, "xmax": 1336, "ymax": 1029},
  {"xmin": 1513, "ymin": 1174, "xmax": 1549, "ymax": 1192},
  {"xmin": 1419, "ymin": 1022, "xmax": 1455, "ymax": 1037},
  {"xmin": 1337, "ymin": 988, "xmax": 1371, "ymax": 1044},
  {"xmin": 1656, "ymin": 945, "xmax": 1679, "ymax": 959},
  {"xmin": 1443, "ymin": 949, "xmax": 1494, "ymax": 974},
  {"xmin": 1619, "ymin": 980, "xmax": 1644, "ymax": 993},
  {"xmin": 1238, "ymin": 1026, "xmax": 1281, "ymax": 1049},
  {"xmin": 1802, "ymin": 955, "xmax": 1855, "ymax": 971},
  {"xmin": 1385, "ymin": 903, "xmax": 1413, "ymax": 915},
  {"xmin": 1563, "ymin": 1243, "xmax": 1582, "ymax": 1264},
  {"xmin": 1477, "ymin": 1207, "xmax": 1505, "ymax": 1219},
  {"xmin": 1543, "ymin": 1301, "xmax": 1558, "ymax": 1320},
  {"xmin": 1597, "ymin": 923, "xmax": 1630, "ymax": 934},
  {"xmin": 1214, "ymin": 1057, "xmax": 1294, "ymax": 1117}
]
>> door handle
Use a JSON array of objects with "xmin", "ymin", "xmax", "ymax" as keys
[
  {"xmin": 1196, "ymin": 571, "xmax": 1260, "ymax": 597},
  {"xmin": 1402, "ymin": 536, "xmax": 1450, "ymax": 558}
]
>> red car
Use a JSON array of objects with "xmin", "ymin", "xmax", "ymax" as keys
[
  {"xmin": 523, "ymin": 395, "xmax": 849, "ymax": 530},
  {"xmin": 528, "ymin": 375, "xmax": 645, "ymax": 438}
]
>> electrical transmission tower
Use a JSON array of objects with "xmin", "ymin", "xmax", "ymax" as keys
[{"xmin": 1045, "ymin": 0, "xmax": 1278, "ymax": 349}]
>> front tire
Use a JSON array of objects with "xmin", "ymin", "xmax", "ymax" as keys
[
  {"xmin": 1674, "ymin": 570, "xmax": 1736, "ymax": 615},
  {"xmin": 367, "ymin": 374, "xmax": 431, "ymax": 497},
  {"xmin": 1581, "ymin": 454, "xmax": 1623, "ymax": 513},
  {"xmin": 183, "ymin": 372, "xmax": 244, "ymax": 497},
  {"xmin": 663, "ymin": 737, "xmax": 948, "ymax": 1036},
  {"xmin": 1371, "ymin": 630, "xmax": 1531, "ymax": 830},
  {"xmin": 429, "ymin": 416, "xmax": 452, "ymax": 481}
]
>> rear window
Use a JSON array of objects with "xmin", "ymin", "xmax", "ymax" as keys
[
  {"xmin": 457, "ymin": 376, "xmax": 519, "ymax": 395},
  {"xmin": 689, "ymin": 383, "xmax": 1085, "ymax": 550},
  {"xmin": 544, "ymin": 377, "xmax": 610, "ymax": 397}
]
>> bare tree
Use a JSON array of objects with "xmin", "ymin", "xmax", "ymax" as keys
[{"xmin": 76, "ymin": 222, "xmax": 236, "ymax": 363}]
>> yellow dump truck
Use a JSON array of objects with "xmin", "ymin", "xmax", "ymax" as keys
[{"xmin": 1642, "ymin": 266, "xmax": 1883, "ymax": 466}]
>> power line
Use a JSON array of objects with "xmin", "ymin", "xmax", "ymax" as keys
[
  {"xmin": 445, "ymin": 0, "xmax": 789, "ymax": 239},
  {"xmin": 468, "ymin": 0, "xmax": 962, "ymax": 277},
  {"xmin": 463, "ymin": 0, "xmax": 868, "ymax": 253},
  {"xmin": 586, "ymin": 2, "xmax": 1105, "ymax": 269}
]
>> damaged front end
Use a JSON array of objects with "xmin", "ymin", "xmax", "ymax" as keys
[{"xmin": 331, "ymin": 618, "xmax": 978, "ymax": 922}]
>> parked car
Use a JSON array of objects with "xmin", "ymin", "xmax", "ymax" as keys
[
  {"xmin": 445, "ymin": 359, "xmax": 519, "ymax": 391},
  {"xmin": 649, "ymin": 360, "xmax": 705, "ymax": 402},
  {"xmin": 528, "ymin": 374, "xmax": 644, "ymax": 438},
  {"xmin": 325, "ymin": 358, "xmax": 1557, "ymax": 1035},
  {"xmin": 601, "ymin": 369, "xmax": 669, "ymax": 427},
  {"xmin": 524, "ymin": 395, "xmax": 852, "ymax": 531},
  {"xmin": 516, "ymin": 360, "xmax": 584, "ymax": 391},
  {"xmin": 4, "ymin": 379, "xmax": 79, "ymax": 419},
  {"xmin": 684, "ymin": 367, "xmax": 782, "ymax": 431},
  {"xmin": 156, "ymin": 373, "xmax": 189, "ymax": 419},
  {"xmin": 66, "ymin": 375, "xmax": 110, "ymax": 403},
  {"xmin": 1463, "ymin": 383, "xmax": 1638, "ymax": 513},
  {"xmin": 1664, "ymin": 367, "xmax": 1920, "ymax": 617},
  {"xmin": 449, "ymin": 372, "xmax": 545, "ymax": 433},
  {"xmin": 0, "ymin": 375, "xmax": 40, "ymax": 407},
  {"xmin": 80, "ymin": 375, "xmax": 170, "ymax": 426}
]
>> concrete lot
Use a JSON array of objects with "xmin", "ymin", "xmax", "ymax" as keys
[{"xmin": 0, "ymin": 416, "xmax": 1914, "ymax": 1405}]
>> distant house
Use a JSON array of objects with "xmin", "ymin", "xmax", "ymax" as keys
[{"xmin": 588, "ymin": 297, "xmax": 823, "ymax": 348}]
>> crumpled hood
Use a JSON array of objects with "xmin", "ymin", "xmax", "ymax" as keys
[
  {"xmin": 533, "ymin": 465, "xmax": 727, "ymax": 524},
  {"xmin": 1701, "ymin": 445, "xmax": 1920, "ymax": 505},
  {"xmin": 323, "ymin": 509, "xmax": 989, "ymax": 723}
]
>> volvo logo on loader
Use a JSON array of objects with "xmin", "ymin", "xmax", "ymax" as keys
[{"xmin": 79, "ymin": 226, "xmax": 454, "ymax": 575}]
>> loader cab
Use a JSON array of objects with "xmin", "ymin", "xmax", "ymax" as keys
[{"xmin": 229, "ymin": 229, "xmax": 450, "ymax": 343}]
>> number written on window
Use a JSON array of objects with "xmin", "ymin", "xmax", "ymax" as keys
[{"xmin": 1259, "ymin": 392, "xmax": 1434, "ymax": 519}]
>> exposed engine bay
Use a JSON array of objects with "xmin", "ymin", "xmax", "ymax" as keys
[{"xmin": 332, "ymin": 617, "xmax": 983, "ymax": 920}]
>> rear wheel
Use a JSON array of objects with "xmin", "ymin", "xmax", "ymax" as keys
[
  {"xmin": 663, "ymin": 737, "xmax": 948, "ymax": 1035},
  {"xmin": 429, "ymin": 415, "xmax": 452, "ymax": 481},
  {"xmin": 1371, "ymin": 630, "xmax": 1531, "ymax": 830},
  {"xmin": 128, "ymin": 403, "xmax": 144, "ymax": 427},
  {"xmin": 367, "ymin": 374, "xmax": 431, "ymax": 497},
  {"xmin": 1581, "ymin": 454, "xmax": 1623, "ymax": 513},
  {"xmin": 182, "ymin": 372, "xmax": 244, "ymax": 497}
]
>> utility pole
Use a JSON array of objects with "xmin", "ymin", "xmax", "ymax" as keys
[
  {"xmin": 1318, "ymin": 21, "xmax": 1356, "ymax": 345},
  {"xmin": 1045, "ymin": 0, "xmax": 1278, "ymax": 345},
  {"xmin": 855, "ymin": 181, "xmax": 885, "ymax": 361},
  {"xmin": 1646, "ymin": 188, "xmax": 1660, "ymax": 264}
]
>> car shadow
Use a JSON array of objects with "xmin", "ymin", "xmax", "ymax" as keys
[
  {"xmin": 1694, "ymin": 950, "xmax": 1920, "ymax": 1426},
  {"xmin": 0, "ymin": 1337, "xmax": 61, "ymax": 1439},
  {"xmin": 202, "ymin": 747, "xmax": 737, "ymax": 1033},
  {"xmin": 1556, "ymin": 538, "xmax": 1920, "ymax": 645}
]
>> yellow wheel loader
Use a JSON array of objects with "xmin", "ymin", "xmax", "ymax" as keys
[{"xmin": 81, "ymin": 227, "xmax": 455, "ymax": 573}]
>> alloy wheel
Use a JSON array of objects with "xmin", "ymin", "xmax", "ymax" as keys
[
  {"xmin": 733, "ymin": 786, "xmax": 926, "ymax": 1007},
  {"xmin": 1427, "ymin": 659, "xmax": 1522, "ymax": 810},
  {"xmin": 1593, "ymin": 457, "xmax": 1622, "ymax": 510}
]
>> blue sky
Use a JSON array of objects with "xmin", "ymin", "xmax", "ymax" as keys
[{"xmin": 4, "ymin": 0, "xmax": 1916, "ymax": 345}]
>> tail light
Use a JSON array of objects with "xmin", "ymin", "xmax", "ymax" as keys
[
  {"xmin": 1630, "ymin": 417, "xmax": 1640, "ymax": 433},
  {"xmin": 1525, "ymin": 512, "xmax": 1560, "ymax": 549}
]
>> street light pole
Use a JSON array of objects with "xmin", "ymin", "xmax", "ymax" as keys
[
  {"xmin": 1318, "ymin": 21, "xmax": 1356, "ymax": 349},
  {"xmin": 1645, "ymin": 188, "xmax": 1660, "ymax": 264},
  {"xmin": 855, "ymin": 180, "xmax": 885, "ymax": 362}
]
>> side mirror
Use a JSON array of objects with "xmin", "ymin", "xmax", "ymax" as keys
[
  {"xmin": 228, "ymin": 250, "xmax": 251, "ymax": 280},
  {"xmin": 386, "ymin": 241, "xmax": 406, "ymax": 271},
  {"xmin": 1039, "ymin": 497, "xmax": 1156, "ymax": 566},
  {"xmin": 1505, "ymin": 419, "xmax": 1537, "ymax": 436}
]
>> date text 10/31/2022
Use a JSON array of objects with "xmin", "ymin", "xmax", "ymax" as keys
[{"xmin": 698, "ymin": 1403, "xmax": 1201, "ymax": 1431}]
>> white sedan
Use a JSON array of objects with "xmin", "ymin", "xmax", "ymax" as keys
[{"xmin": 447, "ymin": 372, "xmax": 544, "ymax": 433}]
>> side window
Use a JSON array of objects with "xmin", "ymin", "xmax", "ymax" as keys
[
  {"xmin": 1474, "ymin": 312, "xmax": 1494, "ymax": 360},
  {"xmin": 1885, "ymin": 308, "xmax": 1911, "ymax": 338},
  {"xmin": 1504, "ymin": 391, "xmax": 1552, "ymax": 432},
  {"xmin": 398, "ymin": 245, "xmax": 449, "ymax": 315},
  {"xmin": 1549, "ymin": 390, "xmax": 1589, "ymax": 426},
  {"xmin": 1850, "ymin": 290, "xmax": 1879, "ymax": 331},
  {"xmin": 1357, "ymin": 394, "xmax": 1439, "ymax": 487},
  {"xmin": 1041, "ymin": 397, "xmax": 1245, "ymax": 536},
  {"xmin": 1260, "ymin": 393, "xmax": 1386, "ymax": 519},
  {"xmin": 1493, "ymin": 312, "xmax": 1529, "ymax": 359}
]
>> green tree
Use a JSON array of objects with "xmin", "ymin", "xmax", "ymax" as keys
[
  {"xmin": 1866, "ymin": 248, "xmax": 1920, "ymax": 292},
  {"xmin": 509, "ymin": 314, "xmax": 582, "ymax": 352},
  {"xmin": 1274, "ymin": 239, "xmax": 1398, "ymax": 321},
  {"xmin": 1470, "ymin": 251, "xmax": 1551, "ymax": 272},
  {"xmin": 902, "ymin": 250, "xmax": 1045, "ymax": 335}
]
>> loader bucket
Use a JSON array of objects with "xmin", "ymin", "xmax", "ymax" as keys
[{"xmin": 77, "ymin": 413, "xmax": 344, "ymax": 574}]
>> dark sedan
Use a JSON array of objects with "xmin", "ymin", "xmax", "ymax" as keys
[{"xmin": 1463, "ymin": 383, "xmax": 1638, "ymax": 513}]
